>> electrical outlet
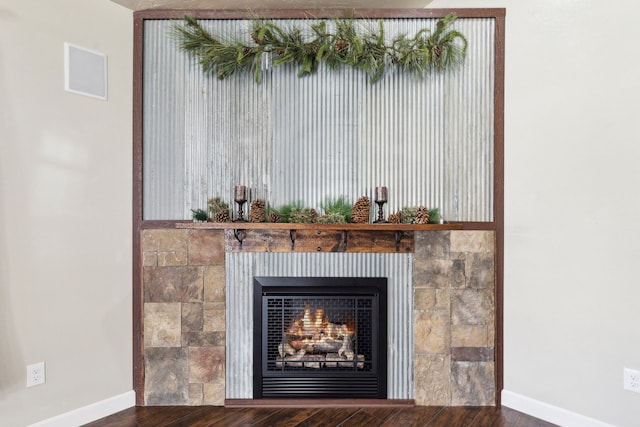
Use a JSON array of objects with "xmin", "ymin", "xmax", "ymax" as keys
[
  {"xmin": 624, "ymin": 367, "xmax": 640, "ymax": 393},
  {"xmin": 26, "ymin": 362, "xmax": 45, "ymax": 387}
]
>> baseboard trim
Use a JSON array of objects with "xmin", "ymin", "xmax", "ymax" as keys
[
  {"xmin": 501, "ymin": 390, "xmax": 615, "ymax": 427},
  {"xmin": 27, "ymin": 390, "xmax": 135, "ymax": 427}
]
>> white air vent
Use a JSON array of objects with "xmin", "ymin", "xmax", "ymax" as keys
[{"xmin": 64, "ymin": 42, "xmax": 107, "ymax": 100}]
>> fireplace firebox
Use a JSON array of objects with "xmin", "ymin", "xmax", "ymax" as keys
[{"xmin": 253, "ymin": 277, "xmax": 387, "ymax": 399}]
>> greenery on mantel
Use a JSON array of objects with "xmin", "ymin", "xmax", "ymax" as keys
[{"xmin": 174, "ymin": 14, "xmax": 467, "ymax": 83}]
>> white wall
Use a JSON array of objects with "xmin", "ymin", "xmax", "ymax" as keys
[
  {"xmin": 0, "ymin": 0, "xmax": 133, "ymax": 425},
  {"xmin": 429, "ymin": 0, "xmax": 640, "ymax": 426}
]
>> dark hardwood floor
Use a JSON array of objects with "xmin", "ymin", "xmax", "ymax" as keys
[{"xmin": 83, "ymin": 405, "xmax": 557, "ymax": 427}]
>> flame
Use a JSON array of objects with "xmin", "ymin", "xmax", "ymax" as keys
[
  {"xmin": 300, "ymin": 305, "xmax": 328, "ymax": 333},
  {"xmin": 281, "ymin": 304, "xmax": 359, "ymax": 364},
  {"xmin": 288, "ymin": 304, "xmax": 353, "ymax": 344},
  {"xmin": 303, "ymin": 307, "xmax": 312, "ymax": 330},
  {"xmin": 315, "ymin": 308, "xmax": 324, "ymax": 328}
]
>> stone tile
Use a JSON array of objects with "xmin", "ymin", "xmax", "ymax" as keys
[
  {"xmin": 414, "ymin": 231, "xmax": 450, "ymax": 260},
  {"xmin": 435, "ymin": 289, "xmax": 451, "ymax": 310},
  {"xmin": 451, "ymin": 347, "xmax": 494, "ymax": 362},
  {"xmin": 414, "ymin": 288, "xmax": 450, "ymax": 311},
  {"xmin": 466, "ymin": 253, "xmax": 494, "ymax": 289},
  {"xmin": 204, "ymin": 265, "xmax": 226, "ymax": 302},
  {"xmin": 414, "ymin": 288, "xmax": 436, "ymax": 310},
  {"xmin": 188, "ymin": 383, "xmax": 204, "ymax": 406},
  {"xmin": 414, "ymin": 259, "xmax": 465, "ymax": 289},
  {"xmin": 144, "ymin": 266, "xmax": 203, "ymax": 303},
  {"xmin": 144, "ymin": 303, "xmax": 181, "ymax": 348},
  {"xmin": 189, "ymin": 346, "xmax": 225, "ymax": 384},
  {"xmin": 414, "ymin": 310, "xmax": 450, "ymax": 354},
  {"xmin": 488, "ymin": 320, "xmax": 495, "ymax": 347},
  {"xmin": 450, "ymin": 231, "xmax": 494, "ymax": 254},
  {"xmin": 142, "ymin": 251, "xmax": 158, "ymax": 267},
  {"xmin": 158, "ymin": 249, "xmax": 188, "ymax": 267},
  {"xmin": 451, "ymin": 289, "xmax": 494, "ymax": 326},
  {"xmin": 143, "ymin": 229, "xmax": 189, "ymax": 266},
  {"xmin": 144, "ymin": 347, "xmax": 189, "ymax": 405},
  {"xmin": 204, "ymin": 302, "xmax": 226, "ymax": 332},
  {"xmin": 183, "ymin": 331, "xmax": 226, "ymax": 347},
  {"xmin": 203, "ymin": 381, "xmax": 226, "ymax": 405},
  {"xmin": 414, "ymin": 353, "xmax": 451, "ymax": 406},
  {"xmin": 188, "ymin": 230, "xmax": 225, "ymax": 266},
  {"xmin": 143, "ymin": 229, "xmax": 188, "ymax": 250},
  {"xmin": 451, "ymin": 361, "xmax": 495, "ymax": 406},
  {"xmin": 182, "ymin": 303, "xmax": 203, "ymax": 332},
  {"xmin": 451, "ymin": 324, "xmax": 489, "ymax": 347}
]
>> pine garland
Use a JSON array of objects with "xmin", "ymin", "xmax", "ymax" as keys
[{"xmin": 174, "ymin": 14, "xmax": 467, "ymax": 84}]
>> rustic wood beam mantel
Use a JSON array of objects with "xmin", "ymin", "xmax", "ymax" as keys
[
  {"xmin": 175, "ymin": 222, "xmax": 463, "ymax": 231},
  {"xmin": 176, "ymin": 222, "xmax": 463, "ymax": 253}
]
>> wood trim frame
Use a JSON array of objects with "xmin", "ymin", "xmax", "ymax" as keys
[
  {"xmin": 132, "ymin": 8, "xmax": 505, "ymax": 406},
  {"xmin": 132, "ymin": 14, "xmax": 144, "ymax": 404},
  {"xmin": 493, "ymin": 10, "xmax": 506, "ymax": 408}
]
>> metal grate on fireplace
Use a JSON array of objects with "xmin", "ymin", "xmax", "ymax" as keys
[{"xmin": 253, "ymin": 277, "xmax": 387, "ymax": 399}]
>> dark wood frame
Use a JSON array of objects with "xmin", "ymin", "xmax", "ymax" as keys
[{"xmin": 132, "ymin": 8, "xmax": 505, "ymax": 406}]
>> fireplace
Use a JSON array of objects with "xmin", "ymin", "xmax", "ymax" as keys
[
  {"xmin": 253, "ymin": 276, "xmax": 387, "ymax": 399},
  {"xmin": 142, "ymin": 230, "xmax": 496, "ymax": 406}
]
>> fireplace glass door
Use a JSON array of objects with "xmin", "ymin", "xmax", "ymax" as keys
[{"xmin": 253, "ymin": 277, "xmax": 387, "ymax": 399}]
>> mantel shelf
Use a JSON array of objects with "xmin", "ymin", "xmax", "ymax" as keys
[
  {"xmin": 174, "ymin": 222, "xmax": 464, "ymax": 253},
  {"xmin": 175, "ymin": 222, "xmax": 463, "ymax": 231}
]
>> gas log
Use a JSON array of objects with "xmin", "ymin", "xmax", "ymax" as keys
[{"xmin": 276, "ymin": 308, "xmax": 363, "ymax": 369}]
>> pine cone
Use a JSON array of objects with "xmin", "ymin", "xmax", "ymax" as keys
[
  {"xmin": 415, "ymin": 206, "xmax": 430, "ymax": 224},
  {"xmin": 350, "ymin": 196, "xmax": 371, "ymax": 224},
  {"xmin": 387, "ymin": 211, "xmax": 402, "ymax": 224},
  {"xmin": 334, "ymin": 38, "xmax": 349, "ymax": 56},
  {"xmin": 269, "ymin": 212, "xmax": 281, "ymax": 223},
  {"xmin": 214, "ymin": 210, "xmax": 230, "ymax": 223},
  {"xmin": 249, "ymin": 199, "xmax": 266, "ymax": 223},
  {"xmin": 251, "ymin": 28, "xmax": 262, "ymax": 44},
  {"xmin": 208, "ymin": 197, "xmax": 229, "ymax": 217}
]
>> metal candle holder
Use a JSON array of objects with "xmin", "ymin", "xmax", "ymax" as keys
[
  {"xmin": 374, "ymin": 186, "xmax": 388, "ymax": 223},
  {"xmin": 233, "ymin": 185, "xmax": 247, "ymax": 222}
]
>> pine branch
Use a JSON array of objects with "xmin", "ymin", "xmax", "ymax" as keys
[{"xmin": 174, "ymin": 13, "xmax": 467, "ymax": 83}]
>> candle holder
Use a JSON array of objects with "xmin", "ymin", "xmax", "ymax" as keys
[
  {"xmin": 374, "ymin": 201, "xmax": 388, "ymax": 223},
  {"xmin": 233, "ymin": 185, "xmax": 247, "ymax": 222},
  {"xmin": 374, "ymin": 186, "xmax": 388, "ymax": 223}
]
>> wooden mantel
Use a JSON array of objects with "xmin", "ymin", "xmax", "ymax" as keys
[
  {"xmin": 176, "ymin": 222, "xmax": 463, "ymax": 253},
  {"xmin": 175, "ymin": 222, "xmax": 463, "ymax": 231}
]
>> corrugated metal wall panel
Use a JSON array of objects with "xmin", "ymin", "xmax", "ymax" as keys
[
  {"xmin": 143, "ymin": 21, "xmax": 186, "ymax": 219},
  {"xmin": 225, "ymin": 252, "xmax": 255, "ymax": 400},
  {"xmin": 443, "ymin": 18, "xmax": 495, "ymax": 221},
  {"xmin": 142, "ymin": 17, "xmax": 494, "ymax": 221},
  {"xmin": 225, "ymin": 252, "xmax": 413, "ymax": 399}
]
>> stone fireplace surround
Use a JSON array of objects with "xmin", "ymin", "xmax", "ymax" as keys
[{"xmin": 141, "ymin": 228, "xmax": 495, "ymax": 406}]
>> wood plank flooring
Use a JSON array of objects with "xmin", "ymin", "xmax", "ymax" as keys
[{"xmin": 83, "ymin": 405, "xmax": 558, "ymax": 427}]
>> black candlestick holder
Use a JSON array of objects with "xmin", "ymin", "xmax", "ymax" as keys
[
  {"xmin": 233, "ymin": 185, "xmax": 247, "ymax": 222},
  {"xmin": 234, "ymin": 199, "xmax": 247, "ymax": 222},
  {"xmin": 374, "ymin": 186, "xmax": 388, "ymax": 223},
  {"xmin": 374, "ymin": 200, "xmax": 388, "ymax": 223}
]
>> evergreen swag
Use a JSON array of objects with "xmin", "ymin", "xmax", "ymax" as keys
[{"xmin": 174, "ymin": 14, "xmax": 467, "ymax": 83}]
